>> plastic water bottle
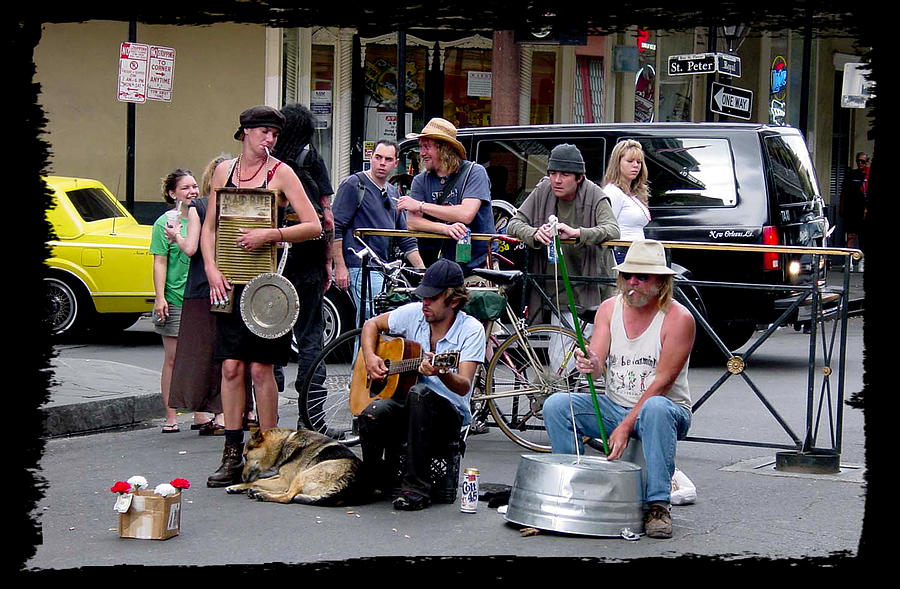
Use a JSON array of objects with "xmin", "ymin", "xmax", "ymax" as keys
[{"xmin": 547, "ymin": 215, "xmax": 558, "ymax": 263}]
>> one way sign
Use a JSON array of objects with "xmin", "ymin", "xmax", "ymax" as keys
[{"xmin": 710, "ymin": 82, "xmax": 753, "ymax": 120}]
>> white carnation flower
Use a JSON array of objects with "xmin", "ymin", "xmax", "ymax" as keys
[
  {"xmin": 127, "ymin": 476, "xmax": 149, "ymax": 490},
  {"xmin": 154, "ymin": 483, "xmax": 177, "ymax": 497}
]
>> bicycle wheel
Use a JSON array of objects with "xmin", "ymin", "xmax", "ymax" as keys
[
  {"xmin": 484, "ymin": 324, "xmax": 590, "ymax": 452},
  {"xmin": 299, "ymin": 327, "xmax": 362, "ymax": 446}
]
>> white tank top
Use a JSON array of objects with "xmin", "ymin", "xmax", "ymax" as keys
[
  {"xmin": 604, "ymin": 183, "xmax": 650, "ymax": 241},
  {"xmin": 605, "ymin": 296, "xmax": 691, "ymax": 410}
]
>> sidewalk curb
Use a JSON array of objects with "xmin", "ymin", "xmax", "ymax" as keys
[
  {"xmin": 43, "ymin": 393, "xmax": 165, "ymax": 437},
  {"xmin": 43, "ymin": 358, "xmax": 164, "ymax": 438}
]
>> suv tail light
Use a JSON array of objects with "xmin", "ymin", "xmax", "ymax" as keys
[{"xmin": 763, "ymin": 225, "xmax": 780, "ymax": 271}]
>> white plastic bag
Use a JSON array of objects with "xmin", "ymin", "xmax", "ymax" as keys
[{"xmin": 670, "ymin": 468, "xmax": 697, "ymax": 505}]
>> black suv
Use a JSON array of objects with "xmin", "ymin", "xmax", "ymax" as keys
[{"xmin": 396, "ymin": 123, "xmax": 829, "ymax": 351}]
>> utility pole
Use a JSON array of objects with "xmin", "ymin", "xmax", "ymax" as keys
[
  {"xmin": 705, "ymin": 24, "xmax": 718, "ymax": 122},
  {"xmin": 125, "ymin": 20, "xmax": 136, "ymax": 213}
]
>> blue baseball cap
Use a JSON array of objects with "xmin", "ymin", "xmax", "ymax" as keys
[{"xmin": 413, "ymin": 258, "xmax": 464, "ymax": 299}]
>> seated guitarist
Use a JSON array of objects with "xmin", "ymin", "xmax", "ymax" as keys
[{"xmin": 358, "ymin": 258, "xmax": 486, "ymax": 510}]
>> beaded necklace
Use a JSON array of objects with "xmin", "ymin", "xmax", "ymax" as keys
[{"xmin": 235, "ymin": 153, "xmax": 268, "ymax": 186}]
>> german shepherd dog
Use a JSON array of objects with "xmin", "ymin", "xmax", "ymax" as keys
[{"xmin": 225, "ymin": 427, "xmax": 366, "ymax": 505}]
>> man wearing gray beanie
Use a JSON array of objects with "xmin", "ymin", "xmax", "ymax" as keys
[{"xmin": 507, "ymin": 143, "xmax": 620, "ymax": 329}]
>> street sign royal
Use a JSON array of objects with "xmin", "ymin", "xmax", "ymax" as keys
[
  {"xmin": 710, "ymin": 82, "xmax": 753, "ymax": 120},
  {"xmin": 716, "ymin": 53, "xmax": 742, "ymax": 78}
]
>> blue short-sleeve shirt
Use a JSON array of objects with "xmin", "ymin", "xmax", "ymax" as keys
[
  {"xmin": 387, "ymin": 301, "xmax": 486, "ymax": 424},
  {"xmin": 409, "ymin": 162, "xmax": 494, "ymax": 273}
]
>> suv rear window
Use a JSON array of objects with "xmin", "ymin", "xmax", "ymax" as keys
[
  {"xmin": 67, "ymin": 187, "xmax": 127, "ymax": 222},
  {"xmin": 763, "ymin": 134, "xmax": 820, "ymax": 205},
  {"xmin": 632, "ymin": 137, "xmax": 737, "ymax": 208},
  {"xmin": 473, "ymin": 138, "xmax": 607, "ymax": 207}
]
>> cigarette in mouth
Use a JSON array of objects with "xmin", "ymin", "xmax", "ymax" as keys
[{"xmin": 627, "ymin": 289, "xmax": 636, "ymax": 296}]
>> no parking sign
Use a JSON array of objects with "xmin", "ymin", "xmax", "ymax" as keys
[
  {"xmin": 117, "ymin": 42, "xmax": 176, "ymax": 103},
  {"xmin": 117, "ymin": 42, "xmax": 149, "ymax": 103}
]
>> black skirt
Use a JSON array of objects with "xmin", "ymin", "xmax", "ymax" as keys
[{"xmin": 213, "ymin": 285, "xmax": 292, "ymax": 366}]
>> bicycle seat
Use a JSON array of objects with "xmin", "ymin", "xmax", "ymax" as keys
[
  {"xmin": 471, "ymin": 268, "xmax": 523, "ymax": 286},
  {"xmin": 578, "ymin": 305, "xmax": 599, "ymax": 324},
  {"xmin": 400, "ymin": 266, "xmax": 425, "ymax": 286}
]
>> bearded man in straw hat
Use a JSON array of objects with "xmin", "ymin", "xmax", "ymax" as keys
[
  {"xmin": 542, "ymin": 239, "xmax": 695, "ymax": 539},
  {"xmin": 396, "ymin": 118, "xmax": 494, "ymax": 275}
]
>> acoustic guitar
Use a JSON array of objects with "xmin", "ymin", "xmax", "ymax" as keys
[{"xmin": 349, "ymin": 334, "xmax": 460, "ymax": 416}]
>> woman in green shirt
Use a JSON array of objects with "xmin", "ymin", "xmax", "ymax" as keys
[{"xmin": 150, "ymin": 168, "xmax": 199, "ymax": 432}]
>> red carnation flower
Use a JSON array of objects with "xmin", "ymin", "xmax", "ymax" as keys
[
  {"xmin": 170, "ymin": 478, "xmax": 191, "ymax": 490},
  {"xmin": 110, "ymin": 481, "xmax": 132, "ymax": 494}
]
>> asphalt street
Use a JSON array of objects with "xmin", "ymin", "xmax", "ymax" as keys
[{"xmin": 24, "ymin": 269, "xmax": 868, "ymax": 573}]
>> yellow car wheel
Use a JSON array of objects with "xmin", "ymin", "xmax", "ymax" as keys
[{"xmin": 45, "ymin": 276, "xmax": 87, "ymax": 335}]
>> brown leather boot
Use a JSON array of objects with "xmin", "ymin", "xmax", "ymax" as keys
[{"xmin": 206, "ymin": 441, "xmax": 244, "ymax": 487}]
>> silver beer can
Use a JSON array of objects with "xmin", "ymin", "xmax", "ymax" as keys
[{"xmin": 460, "ymin": 467, "xmax": 479, "ymax": 513}]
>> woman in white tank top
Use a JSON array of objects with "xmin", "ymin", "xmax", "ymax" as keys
[{"xmin": 603, "ymin": 140, "xmax": 651, "ymax": 264}]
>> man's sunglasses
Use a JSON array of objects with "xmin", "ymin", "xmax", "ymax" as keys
[{"xmin": 620, "ymin": 272, "xmax": 651, "ymax": 282}]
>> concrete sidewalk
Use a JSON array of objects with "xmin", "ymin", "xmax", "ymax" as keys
[
  {"xmin": 43, "ymin": 357, "xmax": 164, "ymax": 438},
  {"xmin": 41, "ymin": 268, "xmax": 864, "ymax": 438}
]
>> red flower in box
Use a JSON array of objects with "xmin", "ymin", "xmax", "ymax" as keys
[
  {"xmin": 110, "ymin": 481, "xmax": 132, "ymax": 494},
  {"xmin": 170, "ymin": 478, "xmax": 191, "ymax": 490}
]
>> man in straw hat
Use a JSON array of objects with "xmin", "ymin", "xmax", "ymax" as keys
[
  {"xmin": 396, "ymin": 118, "xmax": 494, "ymax": 275},
  {"xmin": 542, "ymin": 239, "xmax": 695, "ymax": 538}
]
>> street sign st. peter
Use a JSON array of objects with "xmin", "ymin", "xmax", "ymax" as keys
[{"xmin": 668, "ymin": 53, "xmax": 717, "ymax": 75}]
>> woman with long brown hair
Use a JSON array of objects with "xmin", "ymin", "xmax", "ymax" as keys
[{"xmin": 603, "ymin": 139, "xmax": 651, "ymax": 265}]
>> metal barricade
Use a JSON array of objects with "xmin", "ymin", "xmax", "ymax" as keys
[{"xmin": 352, "ymin": 228, "xmax": 862, "ymax": 473}]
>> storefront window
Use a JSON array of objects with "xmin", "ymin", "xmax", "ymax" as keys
[
  {"xmin": 658, "ymin": 31, "xmax": 694, "ymax": 122},
  {"xmin": 531, "ymin": 51, "xmax": 556, "ymax": 124},
  {"xmin": 442, "ymin": 48, "xmax": 493, "ymax": 128},
  {"xmin": 310, "ymin": 44, "xmax": 334, "ymax": 177},
  {"xmin": 362, "ymin": 44, "xmax": 427, "ymax": 154},
  {"xmin": 635, "ymin": 31, "xmax": 657, "ymax": 123},
  {"xmin": 574, "ymin": 55, "xmax": 603, "ymax": 123},
  {"xmin": 768, "ymin": 32, "xmax": 790, "ymax": 126}
]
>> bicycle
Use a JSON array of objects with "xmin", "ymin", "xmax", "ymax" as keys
[
  {"xmin": 298, "ymin": 231, "xmax": 589, "ymax": 453},
  {"xmin": 466, "ymin": 264, "xmax": 588, "ymax": 452}
]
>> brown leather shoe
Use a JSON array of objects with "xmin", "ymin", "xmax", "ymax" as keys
[
  {"xmin": 206, "ymin": 441, "xmax": 244, "ymax": 487},
  {"xmin": 643, "ymin": 503, "xmax": 673, "ymax": 539},
  {"xmin": 198, "ymin": 420, "xmax": 225, "ymax": 436}
]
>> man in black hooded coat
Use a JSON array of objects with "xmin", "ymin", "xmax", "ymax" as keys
[{"xmin": 271, "ymin": 103, "xmax": 335, "ymax": 422}]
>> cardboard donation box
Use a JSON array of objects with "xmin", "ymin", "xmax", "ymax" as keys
[{"xmin": 117, "ymin": 490, "xmax": 181, "ymax": 540}]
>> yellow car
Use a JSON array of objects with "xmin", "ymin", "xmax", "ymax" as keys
[{"xmin": 44, "ymin": 176, "xmax": 155, "ymax": 335}]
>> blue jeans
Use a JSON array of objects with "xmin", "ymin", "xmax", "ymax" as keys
[
  {"xmin": 349, "ymin": 266, "xmax": 385, "ymax": 322},
  {"xmin": 543, "ymin": 392, "xmax": 691, "ymax": 504}
]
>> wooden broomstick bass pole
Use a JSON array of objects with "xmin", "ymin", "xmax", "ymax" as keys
[{"xmin": 549, "ymin": 216, "xmax": 610, "ymax": 455}]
